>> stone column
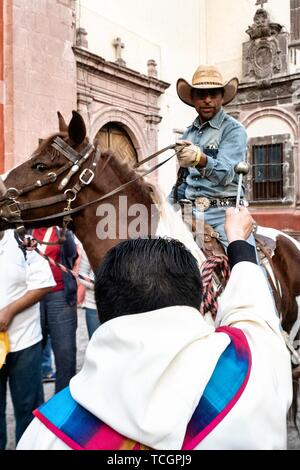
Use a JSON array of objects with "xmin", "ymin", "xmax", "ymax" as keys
[
  {"xmin": 145, "ymin": 114, "xmax": 162, "ymax": 184},
  {"xmin": 77, "ymin": 92, "xmax": 93, "ymax": 134},
  {"xmin": 0, "ymin": 1, "xmax": 4, "ymax": 173},
  {"xmin": 76, "ymin": 27, "xmax": 88, "ymax": 48},
  {"xmin": 145, "ymin": 115, "xmax": 162, "ymax": 155},
  {"xmin": 295, "ymin": 113, "xmax": 300, "ymax": 207},
  {"xmin": 147, "ymin": 59, "xmax": 157, "ymax": 78},
  {"xmin": 292, "ymin": 79, "xmax": 300, "ymax": 207},
  {"xmin": 291, "ymin": 0, "xmax": 300, "ymax": 42}
]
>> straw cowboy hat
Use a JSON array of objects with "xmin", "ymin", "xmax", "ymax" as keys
[{"xmin": 177, "ymin": 65, "xmax": 238, "ymax": 107}]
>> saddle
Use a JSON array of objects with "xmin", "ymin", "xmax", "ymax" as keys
[
  {"xmin": 186, "ymin": 204, "xmax": 276, "ymax": 263},
  {"xmin": 202, "ymin": 223, "xmax": 226, "ymax": 258}
]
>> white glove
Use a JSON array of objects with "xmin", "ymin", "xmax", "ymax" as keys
[{"xmin": 175, "ymin": 140, "xmax": 201, "ymax": 168}]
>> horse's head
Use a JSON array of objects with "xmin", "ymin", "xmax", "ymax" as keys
[
  {"xmin": 0, "ymin": 110, "xmax": 94, "ymax": 231},
  {"xmin": 0, "ymin": 110, "xmax": 161, "ymax": 268}
]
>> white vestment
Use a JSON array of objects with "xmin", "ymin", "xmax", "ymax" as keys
[{"xmin": 17, "ymin": 262, "xmax": 292, "ymax": 450}]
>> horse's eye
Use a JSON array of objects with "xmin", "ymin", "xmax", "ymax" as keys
[{"xmin": 32, "ymin": 162, "xmax": 48, "ymax": 172}]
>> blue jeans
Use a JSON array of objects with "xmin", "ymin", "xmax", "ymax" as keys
[
  {"xmin": 195, "ymin": 206, "xmax": 257, "ymax": 251},
  {"xmin": 85, "ymin": 307, "xmax": 100, "ymax": 339},
  {"xmin": 0, "ymin": 341, "xmax": 43, "ymax": 449},
  {"xmin": 42, "ymin": 336, "xmax": 53, "ymax": 376},
  {"xmin": 40, "ymin": 290, "xmax": 77, "ymax": 393}
]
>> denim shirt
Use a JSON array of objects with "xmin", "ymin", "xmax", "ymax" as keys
[{"xmin": 174, "ymin": 108, "xmax": 247, "ymax": 200}]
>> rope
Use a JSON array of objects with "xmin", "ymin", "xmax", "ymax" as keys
[
  {"xmin": 18, "ymin": 236, "xmax": 95, "ymax": 285},
  {"xmin": 200, "ymin": 256, "xmax": 230, "ymax": 318}
]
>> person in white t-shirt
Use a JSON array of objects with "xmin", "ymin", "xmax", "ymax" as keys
[
  {"xmin": 0, "ymin": 230, "xmax": 55, "ymax": 449},
  {"xmin": 78, "ymin": 249, "xmax": 100, "ymax": 339}
]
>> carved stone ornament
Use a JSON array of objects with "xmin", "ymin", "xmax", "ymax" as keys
[
  {"xmin": 147, "ymin": 59, "xmax": 158, "ymax": 78},
  {"xmin": 246, "ymin": 8, "xmax": 282, "ymax": 40},
  {"xmin": 242, "ymin": 7, "xmax": 288, "ymax": 84},
  {"xmin": 76, "ymin": 27, "xmax": 88, "ymax": 48},
  {"xmin": 246, "ymin": 37, "xmax": 281, "ymax": 80}
]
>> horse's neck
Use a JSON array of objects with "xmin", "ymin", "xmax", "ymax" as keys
[
  {"xmin": 72, "ymin": 173, "xmax": 159, "ymax": 271},
  {"xmin": 72, "ymin": 152, "xmax": 206, "ymax": 270},
  {"xmin": 73, "ymin": 193, "xmax": 205, "ymax": 272},
  {"xmin": 74, "ymin": 213, "xmax": 114, "ymax": 271},
  {"xmin": 154, "ymin": 198, "xmax": 206, "ymax": 266}
]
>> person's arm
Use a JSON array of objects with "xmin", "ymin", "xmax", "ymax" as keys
[
  {"xmin": 215, "ymin": 208, "xmax": 282, "ymax": 336},
  {"xmin": 0, "ymin": 287, "xmax": 52, "ymax": 331},
  {"xmin": 224, "ymin": 207, "xmax": 257, "ymax": 269},
  {"xmin": 78, "ymin": 250, "xmax": 94, "ymax": 290},
  {"xmin": 175, "ymin": 124, "xmax": 247, "ymax": 187},
  {"xmin": 197, "ymin": 125, "xmax": 247, "ymax": 186},
  {"xmin": 0, "ymin": 244, "xmax": 57, "ymax": 330}
]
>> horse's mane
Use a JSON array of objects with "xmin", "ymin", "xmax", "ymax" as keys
[
  {"xmin": 31, "ymin": 132, "xmax": 67, "ymax": 158},
  {"xmin": 100, "ymin": 149, "xmax": 155, "ymax": 202},
  {"xmin": 99, "ymin": 149, "xmax": 205, "ymax": 264}
]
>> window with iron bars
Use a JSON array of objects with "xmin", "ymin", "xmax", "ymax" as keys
[
  {"xmin": 247, "ymin": 134, "xmax": 294, "ymax": 205},
  {"xmin": 252, "ymin": 143, "xmax": 283, "ymax": 201}
]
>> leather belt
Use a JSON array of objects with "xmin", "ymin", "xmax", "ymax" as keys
[{"xmin": 192, "ymin": 196, "xmax": 247, "ymax": 211}]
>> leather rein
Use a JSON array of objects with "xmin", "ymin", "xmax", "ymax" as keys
[{"xmin": 0, "ymin": 136, "xmax": 176, "ymax": 236}]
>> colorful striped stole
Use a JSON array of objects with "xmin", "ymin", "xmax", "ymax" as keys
[{"xmin": 34, "ymin": 326, "xmax": 251, "ymax": 450}]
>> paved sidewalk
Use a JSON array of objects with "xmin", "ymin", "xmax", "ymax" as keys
[{"xmin": 5, "ymin": 308, "xmax": 300, "ymax": 450}]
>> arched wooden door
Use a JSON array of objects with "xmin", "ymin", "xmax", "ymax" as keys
[{"xmin": 95, "ymin": 123, "xmax": 137, "ymax": 165}]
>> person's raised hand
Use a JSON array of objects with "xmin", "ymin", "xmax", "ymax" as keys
[
  {"xmin": 224, "ymin": 207, "xmax": 256, "ymax": 243},
  {"xmin": 175, "ymin": 140, "xmax": 202, "ymax": 168}
]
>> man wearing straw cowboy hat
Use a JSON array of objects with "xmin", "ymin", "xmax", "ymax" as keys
[{"xmin": 170, "ymin": 65, "xmax": 250, "ymax": 248}]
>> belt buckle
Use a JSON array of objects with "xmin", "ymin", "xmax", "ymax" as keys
[{"xmin": 195, "ymin": 197, "xmax": 210, "ymax": 211}]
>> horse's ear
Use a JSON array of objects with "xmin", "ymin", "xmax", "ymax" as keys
[
  {"xmin": 68, "ymin": 110, "xmax": 86, "ymax": 145},
  {"xmin": 57, "ymin": 111, "xmax": 68, "ymax": 133}
]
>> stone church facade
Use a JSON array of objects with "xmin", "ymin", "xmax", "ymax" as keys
[
  {"xmin": 1, "ymin": 0, "xmax": 300, "ymax": 237},
  {"xmin": 73, "ymin": 44, "xmax": 169, "ymax": 180},
  {"xmin": 226, "ymin": 2, "xmax": 300, "ymax": 239}
]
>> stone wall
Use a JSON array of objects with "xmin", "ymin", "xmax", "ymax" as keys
[
  {"xmin": 4, "ymin": 0, "xmax": 77, "ymax": 170},
  {"xmin": 227, "ymin": 74, "xmax": 300, "ymax": 235},
  {"xmin": 76, "ymin": 0, "xmax": 205, "ymax": 193}
]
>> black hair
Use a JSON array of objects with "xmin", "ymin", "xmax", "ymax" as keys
[{"xmin": 95, "ymin": 237, "xmax": 202, "ymax": 324}]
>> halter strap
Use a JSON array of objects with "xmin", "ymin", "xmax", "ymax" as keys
[
  {"xmin": 13, "ymin": 151, "xmax": 177, "ymax": 224},
  {"xmin": 0, "ymin": 141, "xmax": 177, "ymax": 226}
]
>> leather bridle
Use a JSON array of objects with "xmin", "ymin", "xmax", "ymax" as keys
[{"xmin": 0, "ymin": 136, "xmax": 176, "ymax": 235}]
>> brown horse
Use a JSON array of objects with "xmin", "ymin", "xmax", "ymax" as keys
[
  {"xmin": 0, "ymin": 110, "xmax": 300, "ymax": 419},
  {"xmin": 0, "ymin": 111, "xmax": 205, "ymax": 271},
  {"xmin": 0, "ymin": 111, "xmax": 299, "ymax": 340}
]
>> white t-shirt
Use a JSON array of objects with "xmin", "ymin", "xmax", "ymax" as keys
[
  {"xmin": 0, "ymin": 230, "xmax": 56, "ymax": 352},
  {"xmin": 78, "ymin": 249, "xmax": 95, "ymax": 309}
]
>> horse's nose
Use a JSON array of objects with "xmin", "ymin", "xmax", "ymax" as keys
[{"xmin": 0, "ymin": 175, "xmax": 7, "ymax": 197}]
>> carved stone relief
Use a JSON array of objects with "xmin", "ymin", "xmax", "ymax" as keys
[
  {"xmin": 229, "ymin": 80, "xmax": 293, "ymax": 106},
  {"xmin": 242, "ymin": 8, "xmax": 288, "ymax": 85}
]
